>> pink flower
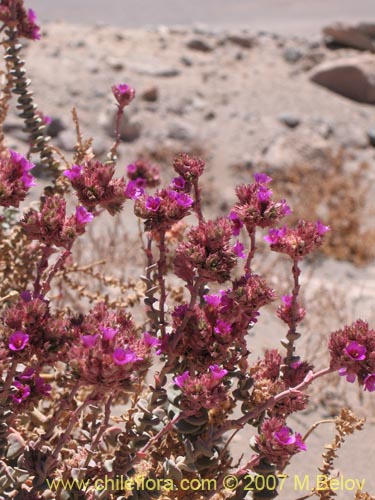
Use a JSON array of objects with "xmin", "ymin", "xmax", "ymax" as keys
[
  {"xmin": 64, "ymin": 165, "xmax": 82, "ymax": 181},
  {"xmin": 229, "ymin": 211, "xmax": 243, "ymax": 236},
  {"xmin": 338, "ymin": 367, "xmax": 357, "ymax": 383},
  {"xmin": 75, "ymin": 206, "xmax": 94, "ymax": 225},
  {"xmin": 175, "ymin": 192, "xmax": 193, "ymax": 209},
  {"xmin": 145, "ymin": 196, "xmax": 161, "ymax": 212},
  {"xmin": 344, "ymin": 341, "xmax": 366, "ymax": 361},
  {"xmin": 18, "ymin": 368, "xmax": 35, "ymax": 380},
  {"xmin": 82, "ymin": 334, "xmax": 99, "ymax": 348},
  {"xmin": 204, "ymin": 294, "xmax": 222, "ymax": 308},
  {"xmin": 363, "ymin": 374, "xmax": 375, "ymax": 392},
  {"xmin": 100, "ymin": 326, "xmax": 118, "ymax": 341},
  {"xmin": 35, "ymin": 377, "xmax": 52, "ymax": 397},
  {"xmin": 11, "ymin": 381, "xmax": 31, "ymax": 404},
  {"xmin": 27, "ymin": 9, "xmax": 41, "ymax": 40},
  {"xmin": 316, "ymin": 220, "xmax": 330, "ymax": 235},
  {"xmin": 264, "ymin": 227, "xmax": 287, "ymax": 245},
  {"xmin": 174, "ymin": 371, "xmax": 189, "ymax": 389},
  {"xmin": 274, "ymin": 426, "xmax": 297, "ymax": 446},
  {"xmin": 232, "ymin": 240, "xmax": 246, "ymax": 258},
  {"xmin": 171, "ymin": 176, "xmax": 186, "ymax": 191},
  {"xmin": 254, "ymin": 173, "xmax": 272, "ymax": 184},
  {"xmin": 9, "ymin": 331, "xmax": 29, "ymax": 351},
  {"xmin": 112, "ymin": 84, "xmax": 136, "ymax": 107},
  {"xmin": 143, "ymin": 332, "xmax": 161, "ymax": 348},
  {"xmin": 214, "ymin": 320, "xmax": 232, "ymax": 336},
  {"xmin": 124, "ymin": 180, "xmax": 144, "ymax": 199},
  {"xmin": 209, "ymin": 364, "xmax": 228, "ymax": 382},
  {"xmin": 113, "ymin": 348, "xmax": 139, "ymax": 365}
]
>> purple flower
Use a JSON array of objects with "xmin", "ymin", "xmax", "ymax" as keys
[
  {"xmin": 11, "ymin": 381, "xmax": 30, "ymax": 404},
  {"xmin": 22, "ymin": 172, "xmax": 36, "ymax": 188},
  {"xmin": 282, "ymin": 295, "xmax": 293, "ymax": 307},
  {"xmin": 124, "ymin": 180, "xmax": 144, "ymax": 200},
  {"xmin": 229, "ymin": 211, "xmax": 243, "ymax": 236},
  {"xmin": 214, "ymin": 320, "xmax": 232, "ymax": 336},
  {"xmin": 143, "ymin": 332, "xmax": 161, "ymax": 348},
  {"xmin": 18, "ymin": 368, "xmax": 35, "ymax": 380},
  {"xmin": 75, "ymin": 206, "xmax": 94, "ymax": 225},
  {"xmin": 35, "ymin": 377, "xmax": 52, "ymax": 397},
  {"xmin": 274, "ymin": 426, "xmax": 296, "ymax": 446},
  {"xmin": 112, "ymin": 84, "xmax": 136, "ymax": 107},
  {"xmin": 209, "ymin": 364, "xmax": 228, "ymax": 381},
  {"xmin": 100, "ymin": 326, "xmax": 118, "ymax": 341},
  {"xmin": 8, "ymin": 331, "xmax": 29, "ymax": 351},
  {"xmin": 204, "ymin": 294, "xmax": 222, "ymax": 308},
  {"xmin": 171, "ymin": 176, "xmax": 186, "ymax": 190},
  {"xmin": 363, "ymin": 373, "xmax": 375, "ymax": 392},
  {"xmin": 64, "ymin": 164, "xmax": 82, "ymax": 181},
  {"xmin": 27, "ymin": 9, "xmax": 41, "ymax": 40},
  {"xmin": 254, "ymin": 173, "xmax": 272, "ymax": 184},
  {"xmin": 20, "ymin": 291, "xmax": 32, "ymax": 303},
  {"xmin": 232, "ymin": 240, "xmax": 246, "ymax": 258},
  {"xmin": 175, "ymin": 192, "xmax": 193, "ymax": 209},
  {"xmin": 264, "ymin": 227, "xmax": 286, "ymax": 245},
  {"xmin": 81, "ymin": 334, "xmax": 99, "ymax": 348},
  {"xmin": 280, "ymin": 199, "xmax": 292, "ymax": 216},
  {"xmin": 294, "ymin": 433, "xmax": 307, "ymax": 451},
  {"xmin": 127, "ymin": 163, "xmax": 137, "ymax": 175},
  {"xmin": 174, "ymin": 371, "xmax": 189, "ymax": 389},
  {"xmin": 316, "ymin": 220, "xmax": 330, "ymax": 236},
  {"xmin": 338, "ymin": 367, "xmax": 356, "ymax": 383},
  {"xmin": 113, "ymin": 348, "xmax": 140, "ymax": 365},
  {"xmin": 145, "ymin": 196, "xmax": 161, "ymax": 212},
  {"xmin": 257, "ymin": 185, "xmax": 272, "ymax": 202},
  {"xmin": 344, "ymin": 341, "xmax": 366, "ymax": 361}
]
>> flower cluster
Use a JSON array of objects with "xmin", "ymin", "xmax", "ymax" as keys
[
  {"xmin": 174, "ymin": 218, "xmax": 238, "ymax": 283},
  {"xmin": 276, "ymin": 294, "xmax": 306, "ymax": 328},
  {"xmin": 173, "ymin": 153, "xmax": 205, "ymax": 182},
  {"xmin": 0, "ymin": 150, "xmax": 35, "ymax": 207},
  {"xmin": 126, "ymin": 158, "xmax": 160, "ymax": 188},
  {"xmin": 255, "ymin": 417, "xmax": 306, "ymax": 467},
  {"xmin": 264, "ymin": 220, "xmax": 330, "ymax": 259},
  {"xmin": 112, "ymin": 83, "xmax": 136, "ymax": 108},
  {"xmin": 173, "ymin": 365, "xmax": 228, "ymax": 411},
  {"xmin": 134, "ymin": 188, "xmax": 193, "ymax": 232},
  {"xmin": 68, "ymin": 303, "xmax": 153, "ymax": 389},
  {"xmin": 64, "ymin": 160, "xmax": 129, "ymax": 215},
  {"xmin": 11, "ymin": 367, "xmax": 51, "ymax": 407},
  {"xmin": 21, "ymin": 194, "xmax": 93, "ymax": 248},
  {"xmin": 163, "ymin": 273, "xmax": 275, "ymax": 370},
  {"xmin": 249, "ymin": 350, "xmax": 312, "ymax": 417},
  {"xmin": 2, "ymin": 292, "xmax": 71, "ymax": 361},
  {"xmin": 230, "ymin": 173, "xmax": 291, "ymax": 232},
  {"xmin": 0, "ymin": 1, "xmax": 40, "ymax": 40},
  {"xmin": 328, "ymin": 320, "xmax": 375, "ymax": 390}
]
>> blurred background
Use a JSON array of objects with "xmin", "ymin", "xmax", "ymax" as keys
[{"xmin": 30, "ymin": 0, "xmax": 375, "ymax": 34}]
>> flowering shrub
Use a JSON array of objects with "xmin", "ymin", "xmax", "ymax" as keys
[{"xmin": 0, "ymin": 3, "xmax": 374, "ymax": 500}]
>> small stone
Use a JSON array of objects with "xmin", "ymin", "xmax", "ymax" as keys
[
  {"xmin": 367, "ymin": 128, "xmax": 375, "ymax": 147},
  {"xmin": 131, "ymin": 64, "xmax": 180, "ymax": 77},
  {"xmin": 108, "ymin": 58, "xmax": 124, "ymax": 72},
  {"xmin": 226, "ymin": 34, "xmax": 254, "ymax": 49},
  {"xmin": 204, "ymin": 111, "xmax": 216, "ymax": 121},
  {"xmin": 283, "ymin": 47, "xmax": 303, "ymax": 64},
  {"xmin": 186, "ymin": 38, "xmax": 214, "ymax": 52},
  {"xmin": 141, "ymin": 86, "xmax": 159, "ymax": 102},
  {"xmin": 278, "ymin": 113, "xmax": 301, "ymax": 128},
  {"xmin": 180, "ymin": 56, "xmax": 193, "ymax": 67},
  {"xmin": 167, "ymin": 120, "xmax": 196, "ymax": 142},
  {"xmin": 56, "ymin": 130, "xmax": 77, "ymax": 151}
]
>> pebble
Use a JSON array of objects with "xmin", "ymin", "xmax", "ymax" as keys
[
  {"xmin": 186, "ymin": 38, "xmax": 214, "ymax": 52},
  {"xmin": 278, "ymin": 113, "xmax": 301, "ymax": 128},
  {"xmin": 167, "ymin": 120, "xmax": 196, "ymax": 142},
  {"xmin": 283, "ymin": 47, "xmax": 303, "ymax": 63},
  {"xmin": 131, "ymin": 64, "xmax": 180, "ymax": 77},
  {"xmin": 141, "ymin": 86, "xmax": 159, "ymax": 102}
]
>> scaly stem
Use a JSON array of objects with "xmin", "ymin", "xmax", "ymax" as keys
[
  {"xmin": 284, "ymin": 258, "xmax": 301, "ymax": 367},
  {"xmin": 108, "ymin": 105, "xmax": 124, "ymax": 161},
  {"xmin": 0, "ymin": 360, "xmax": 17, "ymax": 404},
  {"xmin": 245, "ymin": 227, "xmax": 256, "ymax": 272},
  {"xmin": 157, "ymin": 230, "xmax": 167, "ymax": 336},
  {"xmin": 192, "ymin": 179, "xmax": 204, "ymax": 222},
  {"xmin": 33, "ymin": 244, "xmax": 53, "ymax": 296}
]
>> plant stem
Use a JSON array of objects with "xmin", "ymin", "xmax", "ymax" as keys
[{"xmin": 283, "ymin": 257, "xmax": 301, "ymax": 367}]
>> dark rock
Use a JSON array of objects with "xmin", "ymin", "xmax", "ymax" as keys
[
  {"xmin": 323, "ymin": 22, "xmax": 375, "ymax": 51},
  {"xmin": 180, "ymin": 56, "xmax": 193, "ymax": 67},
  {"xmin": 310, "ymin": 55, "xmax": 375, "ymax": 103},
  {"xmin": 186, "ymin": 38, "xmax": 214, "ymax": 52},
  {"xmin": 278, "ymin": 113, "xmax": 301, "ymax": 128},
  {"xmin": 167, "ymin": 120, "xmax": 196, "ymax": 142},
  {"xmin": 141, "ymin": 86, "xmax": 159, "ymax": 102},
  {"xmin": 46, "ymin": 117, "xmax": 66, "ymax": 138},
  {"xmin": 226, "ymin": 34, "xmax": 254, "ymax": 49}
]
